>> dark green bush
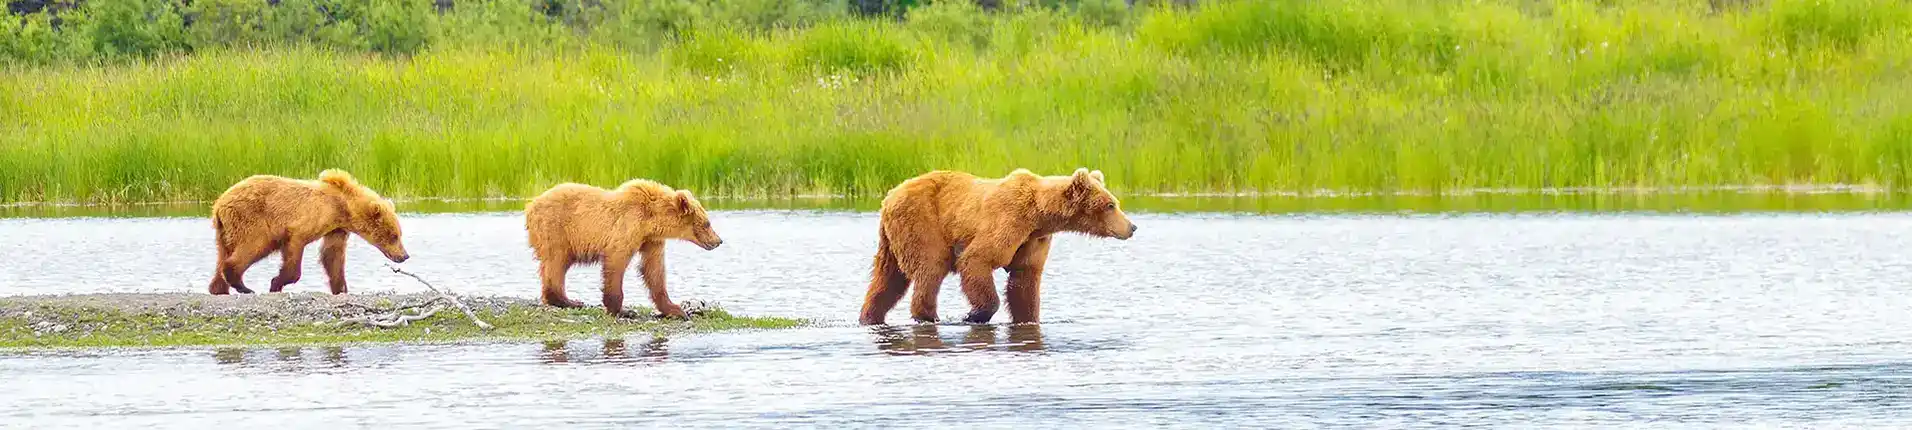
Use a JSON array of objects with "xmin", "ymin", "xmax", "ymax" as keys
[
  {"xmin": 185, "ymin": 0, "xmax": 270, "ymax": 49},
  {"xmin": 0, "ymin": 12, "xmax": 71, "ymax": 63},
  {"xmin": 0, "ymin": 0, "xmax": 1139, "ymax": 63},
  {"xmin": 80, "ymin": 0, "xmax": 185, "ymax": 58}
]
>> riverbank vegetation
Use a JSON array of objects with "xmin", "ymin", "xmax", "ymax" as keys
[{"xmin": 2, "ymin": 0, "xmax": 1909, "ymax": 204}]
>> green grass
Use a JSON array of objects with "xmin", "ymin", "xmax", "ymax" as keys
[
  {"xmin": 0, "ymin": 302, "xmax": 804, "ymax": 349},
  {"xmin": 3, "ymin": 0, "xmax": 1911, "ymax": 205}
]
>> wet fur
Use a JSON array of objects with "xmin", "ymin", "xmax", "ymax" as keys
[
  {"xmin": 859, "ymin": 168, "xmax": 1137, "ymax": 325},
  {"xmin": 523, "ymin": 179, "xmax": 723, "ymax": 318},
  {"xmin": 206, "ymin": 169, "xmax": 409, "ymax": 295}
]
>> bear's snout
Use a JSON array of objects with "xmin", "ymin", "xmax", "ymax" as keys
[
  {"xmin": 698, "ymin": 238, "xmax": 724, "ymax": 250},
  {"xmin": 380, "ymin": 245, "xmax": 411, "ymax": 263}
]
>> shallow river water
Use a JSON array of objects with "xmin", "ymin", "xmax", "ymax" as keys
[{"xmin": 4, "ymin": 210, "xmax": 1912, "ymax": 428}]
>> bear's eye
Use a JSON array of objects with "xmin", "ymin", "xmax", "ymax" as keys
[{"xmin": 1105, "ymin": 202, "xmax": 1117, "ymax": 211}]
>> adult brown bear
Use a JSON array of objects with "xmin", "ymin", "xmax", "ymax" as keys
[{"xmin": 859, "ymin": 168, "xmax": 1137, "ymax": 325}]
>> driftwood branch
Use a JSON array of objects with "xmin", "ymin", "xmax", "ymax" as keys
[
  {"xmin": 335, "ymin": 300, "xmax": 438, "ymax": 313},
  {"xmin": 383, "ymin": 263, "xmax": 495, "ymax": 330},
  {"xmin": 336, "ymin": 304, "xmax": 447, "ymax": 329}
]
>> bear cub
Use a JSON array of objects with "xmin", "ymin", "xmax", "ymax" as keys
[
  {"xmin": 524, "ymin": 179, "xmax": 723, "ymax": 319},
  {"xmin": 207, "ymin": 169, "xmax": 410, "ymax": 295}
]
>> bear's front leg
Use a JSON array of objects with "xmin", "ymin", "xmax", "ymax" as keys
[
  {"xmin": 1004, "ymin": 267, "xmax": 1043, "ymax": 324},
  {"xmin": 956, "ymin": 270, "xmax": 1000, "ymax": 324},
  {"xmin": 320, "ymin": 231, "xmax": 350, "ymax": 294},
  {"xmin": 955, "ymin": 260, "xmax": 1003, "ymax": 324},
  {"xmin": 957, "ymin": 237, "xmax": 1024, "ymax": 324},
  {"xmin": 640, "ymin": 242, "xmax": 688, "ymax": 319},
  {"xmin": 601, "ymin": 251, "xmax": 636, "ymax": 318},
  {"xmin": 1004, "ymin": 236, "xmax": 1053, "ymax": 324}
]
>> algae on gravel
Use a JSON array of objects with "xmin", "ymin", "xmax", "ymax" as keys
[{"xmin": 0, "ymin": 293, "xmax": 804, "ymax": 349}]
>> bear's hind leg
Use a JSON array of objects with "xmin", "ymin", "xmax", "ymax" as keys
[
  {"xmin": 539, "ymin": 254, "xmax": 583, "ymax": 308},
  {"xmin": 221, "ymin": 240, "xmax": 277, "ymax": 295},
  {"xmin": 209, "ymin": 239, "xmax": 235, "ymax": 295},
  {"xmin": 905, "ymin": 268, "xmax": 947, "ymax": 324},
  {"xmin": 859, "ymin": 231, "xmax": 910, "ymax": 325},
  {"xmin": 600, "ymin": 250, "xmax": 636, "ymax": 318},
  {"xmin": 888, "ymin": 229, "xmax": 950, "ymax": 324}
]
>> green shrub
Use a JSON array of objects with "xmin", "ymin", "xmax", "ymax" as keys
[
  {"xmin": 81, "ymin": 0, "xmax": 187, "ymax": 58},
  {"xmin": 435, "ymin": 0, "xmax": 567, "ymax": 49},
  {"xmin": 706, "ymin": 0, "xmax": 844, "ymax": 31},
  {"xmin": 186, "ymin": 0, "xmax": 271, "ymax": 49},
  {"xmin": 261, "ymin": 0, "xmax": 333, "ymax": 44},
  {"xmin": 597, "ymin": 0, "xmax": 707, "ymax": 48},
  {"xmin": 359, "ymin": 0, "xmax": 437, "ymax": 54},
  {"xmin": 0, "ymin": 13, "xmax": 73, "ymax": 64}
]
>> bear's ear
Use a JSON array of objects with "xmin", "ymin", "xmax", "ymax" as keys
[
  {"xmin": 1090, "ymin": 169, "xmax": 1104, "ymax": 183},
  {"xmin": 1065, "ymin": 170, "xmax": 1097, "ymax": 202},
  {"xmin": 675, "ymin": 190, "xmax": 695, "ymax": 212}
]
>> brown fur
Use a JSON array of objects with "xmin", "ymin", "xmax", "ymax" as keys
[
  {"xmin": 524, "ymin": 179, "xmax": 723, "ymax": 318},
  {"xmin": 859, "ymin": 168, "xmax": 1137, "ymax": 325},
  {"xmin": 206, "ymin": 169, "xmax": 410, "ymax": 295}
]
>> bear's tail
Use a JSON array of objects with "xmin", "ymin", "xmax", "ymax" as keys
[
  {"xmin": 860, "ymin": 226, "xmax": 909, "ymax": 324},
  {"xmin": 209, "ymin": 210, "xmax": 230, "ymax": 256},
  {"xmin": 870, "ymin": 229, "xmax": 904, "ymax": 286},
  {"xmin": 318, "ymin": 169, "xmax": 357, "ymax": 189}
]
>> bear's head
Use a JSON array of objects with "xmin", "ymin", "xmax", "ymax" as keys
[
  {"xmin": 321, "ymin": 169, "xmax": 411, "ymax": 263},
  {"xmin": 352, "ymin": 198, "xmax": 411, "ymax": 263},
  {"xmin": 656, "ymin": 189, "xmax": 724, "ymax": 251},
  {"xmin": 1045, "ymin": 168, "xmax": 1137, "ymax": 240}
]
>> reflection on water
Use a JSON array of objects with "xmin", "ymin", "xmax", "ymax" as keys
[
  {"xmin": 872, "ymin": 324, "xmax": 1046, "ymax": 355},
  {"xmin": 540, "ymin": 337, "xmax": 671, "ymax": 365},
  {"xmin": 213, "ymin": 346, "xmax": 351, "ymax": 370},
  {"xmin": 212, "ymin": 347, "xmax": 242, "ymax": 365}
]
